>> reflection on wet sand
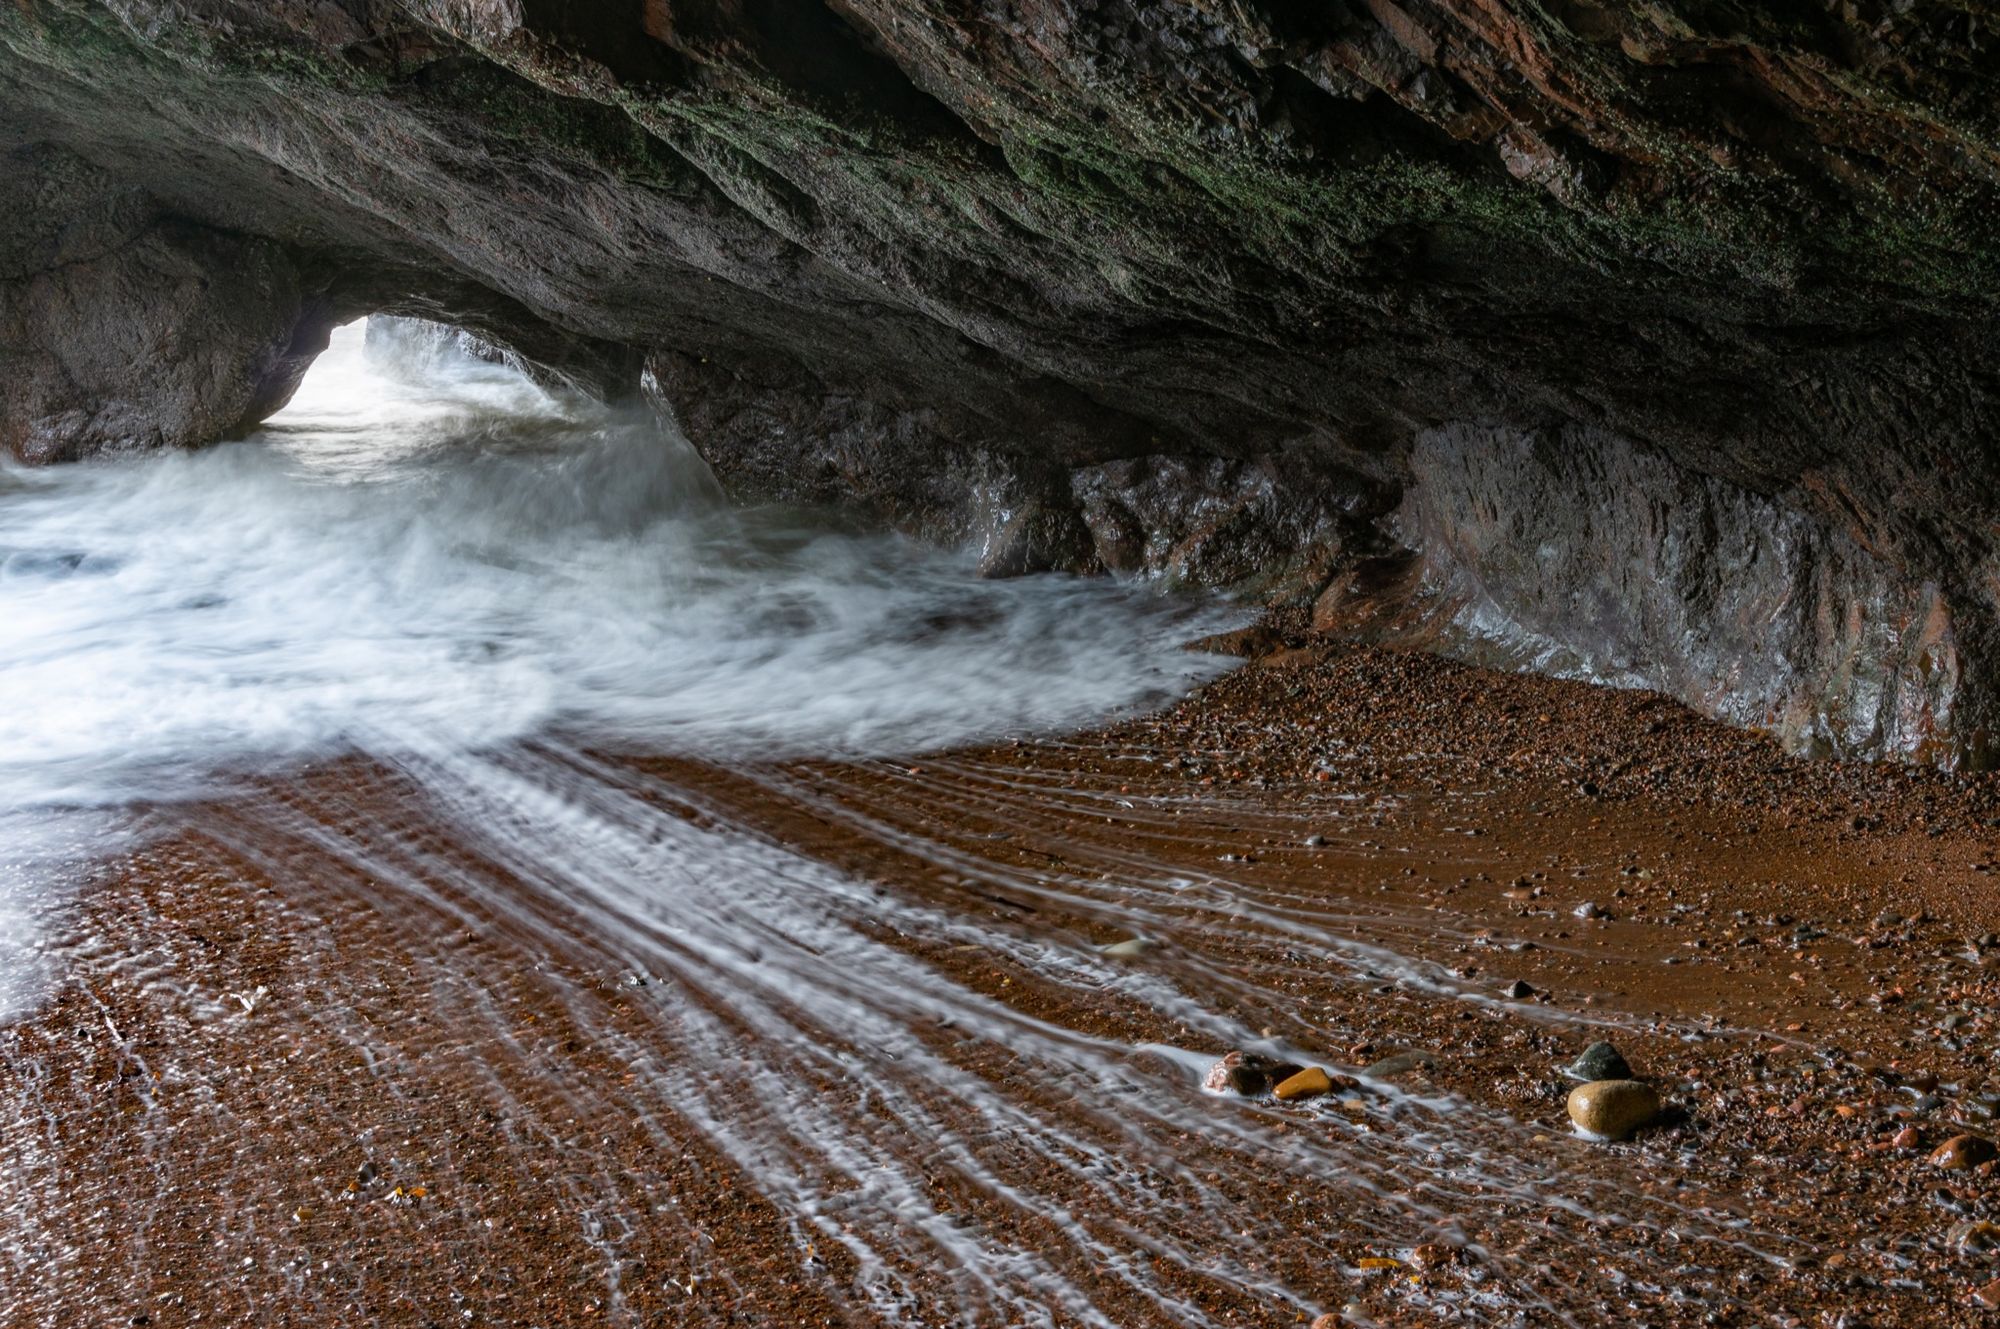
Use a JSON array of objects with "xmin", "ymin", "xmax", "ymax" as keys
[{"xmin": 10, "ymin": 653, "xmax": 1994, "ymax": 1327}]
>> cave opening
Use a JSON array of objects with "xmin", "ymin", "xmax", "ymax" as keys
[{"xmin": 8, "ymin": 2, "xmax": 2000, "ymax": 1320}]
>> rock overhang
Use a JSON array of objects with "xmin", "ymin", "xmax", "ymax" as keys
[{"xmin": 1, "ymin": 0, "xmax": 1995, "ymax": 764}]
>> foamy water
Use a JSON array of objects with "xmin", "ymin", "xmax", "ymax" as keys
[
  {"xmin": 0, "ymin": 321, "xmax": 1237, "ymax": 1020},
  {"xmin": 0, "ymin": 321, "xmax": 1237, "ymax": 812}
]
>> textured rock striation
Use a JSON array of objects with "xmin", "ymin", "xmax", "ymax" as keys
[{"xmin": 1, "ymin": 0, "xmax": 1996, "ymax": 763}]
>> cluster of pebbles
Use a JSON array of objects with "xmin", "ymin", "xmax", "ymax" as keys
[
  {"xmin": 1203, "ymin": 1038, "xmax": 1671, "ymax": 1141},
  {"xmin": 1200, "ymin": 1049, "xmax": 1361, "ymax": 1102},
  {"xmin": 1561, "ymin": 1040, "xmax": 1663, "ymax": 1139}
]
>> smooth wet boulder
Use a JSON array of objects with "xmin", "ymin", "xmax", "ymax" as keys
[
  {"xmin": 1565, "ymin": 1042, "xmax": 1634, "ymax": 1083},
  {"xmin": 1362, "ymin": 1050, "xmax": 1438, "ymax": 1080},
  {"xmin": 1567, "ymin": 1080, "xmax": 1661, "ymax": 1140}
]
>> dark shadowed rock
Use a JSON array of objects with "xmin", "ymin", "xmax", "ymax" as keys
[
  {"xmin": 3, "ymin": 0, "xmax": 1999, "ymax": 762},
  {"xmin": 0, "ymin": 146, "xmax": 334, "ymax": 462},
  {"xmin": 1564, "ymin": 1042, "xmax": 1633, "ymax": 1084}
]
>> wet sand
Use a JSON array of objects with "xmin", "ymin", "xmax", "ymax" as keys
[{"xmin": 6, "ymin": 638, "xmax": 2000, "ymax": 1327}]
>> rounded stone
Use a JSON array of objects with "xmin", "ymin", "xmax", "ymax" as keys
[
  {"xmin": 1564, "ymin": 1041, "xmax": 1634, "ymax": 1082},
  {"xmin": 1362, "ymin": 1049, "xmax": 1437, "ymax": 1079},
  {"xmin": 1273, "ymin": 1066, "xmax": 1334, "ymax": 1102},
  {"xmin": 1930, "ymin": 1134, "xmax": 1997, "ymax": 1171},
  {"xmin": 1566, "ymin": 1079, "xmax": 1661, "ymax": 1140},
  {"xmin": 1202, "ymin": 1050, "xmax": 1303, "ymax": 1096}
]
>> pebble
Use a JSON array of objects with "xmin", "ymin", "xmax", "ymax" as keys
[
  {"xmin": 1503, "ymin": 979, "xmax": 1534, "ymax": 999},
  {"xmin": 1363, "ymin": 1050, "xmax": 1437, "ymax": 1079},
  {"xmin": 1573, "ymin": 901, "xmax": 1603, "ymax": 919},
  {"xmin": 1950, "ymin": 1220, "xmax": 2000, "ymax": 1255},
  {"xmin": 1273, "ymin": 1066, "xmax": 1336, "ymax": 1101},
  {"xmin": 1929, "ymin": 1134, "xmax": 1997, "ymax": 1171},
  {"xmin": 1567, "ymin": 1079, "xmax": 1661, "ymax": 1140},
  {"xmin": 1202, "ymin": 1050, "xmax": 1303, "ymax": 1097},
  {"xmin": 1564, "ymin": 1041, "xmax": 1633, "ymax": 1082},
  {"xmin": 1098, "ymin": 938, "xmax": 1153, "ymax": 960}
]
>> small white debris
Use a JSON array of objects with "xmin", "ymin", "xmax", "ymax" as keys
[{"xmin": 1098, "ymin": 938, "xmax": 1155, "ymax": 960}]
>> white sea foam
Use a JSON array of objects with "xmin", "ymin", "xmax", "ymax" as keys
[
  {"xmin": 0, "ymin": 320, "xmax": 1240, "ymax": 813},
  {"xmin": 0, "ymin": 320, "xmax": 1238, "ymax": 1020}
]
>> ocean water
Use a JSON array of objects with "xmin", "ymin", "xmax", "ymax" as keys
[{"xmin": 0, "ymin": 319, "xmax": 1240, "ymax": 1013}]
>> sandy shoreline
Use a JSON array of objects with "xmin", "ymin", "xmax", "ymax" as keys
[{"xmin": 6, "ymin": 639, "xmax": 2000, "ymax": 1326}]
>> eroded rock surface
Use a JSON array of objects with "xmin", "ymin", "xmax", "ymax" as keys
[
  {"xmin": 1390, "ymin": 423, "xmax": 1971, "ymax": 763},
  {"xmin": 0, "ymin": 145, "xmax": 335, "ymax": 462},
  {"xmin": 1, "ymin": 0, "xmax": 1996, "ymax": 761}
]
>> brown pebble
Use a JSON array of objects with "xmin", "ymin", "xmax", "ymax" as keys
[
  {"xmin": 1311, "ymin": 1316, "xmax": 1341, "ymax": 1329},
  {"xmin": 1951, "ymin": 1220, "xmax": 2000, "ymax": 1254},
  {"xmin": 1566, "ymin": 1079, "xmax": 1661, "ymax": 1140},
  {"xmin": 1892, "ymin": 1126, "xmax": 1922, "ymax": 1151},
  {"xmin": 1930, "ymin": 1134, "xmax": 1997, "ymax": 1171},
  {"xmin": 1274, "ymin": 1067, "xmax": 1334, "ymax": 1102}
]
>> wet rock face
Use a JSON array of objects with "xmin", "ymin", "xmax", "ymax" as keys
[
  {"xmin": 1, "ymin": 1, "xmax": 1998, "ymax": 762},
  {"xmin": 647, "ymin": 344, "xmax": 1383, "ymax": 587},
  {"xmin": 0, "ymin": 146, "xmax": 335, "ymax": 463},
  {"xmin": 1390, "ymin": 424, "xmax": 1988, "ymax": 765},
  {"xmin": 1070, "ymin": 451, "xmax": 1387, "ymax": 601}
]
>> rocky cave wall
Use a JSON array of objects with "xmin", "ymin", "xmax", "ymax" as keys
[
  {"xmin": 0, "ymin": 144, "xmax": 338, "ymax": 463},
  {"xmin": 0, "ymin": 0, "xmax": 1996, "ymax": 765}
]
